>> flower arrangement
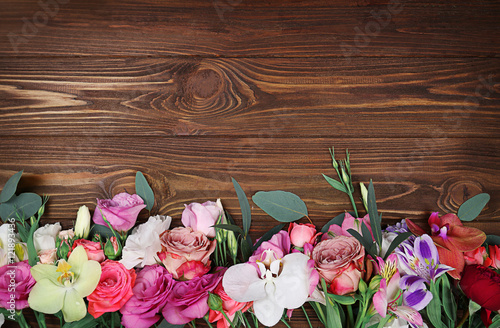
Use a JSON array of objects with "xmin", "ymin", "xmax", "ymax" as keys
[{"xmin": 0, "ymin": 149, "xmax": 499, "ymax": 328}]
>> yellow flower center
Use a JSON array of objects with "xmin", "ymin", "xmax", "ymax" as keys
[
  {"xmin": 56, "ymin": 259, "xmax": 74, "ymax": 285},
  {"xmin": 381, "ymin": 260, "xmax": 397, "ymax": 280}
]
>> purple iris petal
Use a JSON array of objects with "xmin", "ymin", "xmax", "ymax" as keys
[
  {"xmin": 415, "ymin": 234, "xmax": 438, "ymax": 265},
  {"xmin": 403, "ymin": 288, "xmax": 433, "ymax": 311}
]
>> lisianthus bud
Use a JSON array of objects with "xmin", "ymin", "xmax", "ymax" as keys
[
  {"xmin": 227, "ymin": 230, "xmax": 238, "ymax": 261},
  {"xmin": 208, "ymin": 292, "xmax": 223, "ymax": 312},
  {"xmin": 360, "ymin": 182, "xmax": 368, "ymax": 211},
  {"xmin": 358, "ymin": 278, "xmax": 367, "ymax": 294},
  {"xmin": 57, "ymin": 239, "xmax": 70, "ymax": 260},
  {"xmin": 104, "ymin": 237, "xmax": 121, "ymax": 260},
  {"xmin": 75, "ymin": 205, "xmax": 91, "ymax": 239}
]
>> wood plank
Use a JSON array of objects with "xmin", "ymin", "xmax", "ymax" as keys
[
  {"xmin": 1, "ymin": 0, "xmax": 499, "ymax": 56},
  {"xmin": 0, "ymin": 137, "xmax": 498, "ymax": 236},
  {"xmin": 1, "ymin": 57, "xmax": 499, "ymax": 137}
]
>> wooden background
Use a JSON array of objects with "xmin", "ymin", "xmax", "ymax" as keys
[{"xmin": 1, "ymin": 0, "xmax": 499, "ymax": 327}]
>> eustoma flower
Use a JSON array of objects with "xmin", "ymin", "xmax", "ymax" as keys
[
  {"xmin": 93, "ymin": 192, "xmax": 146, "ymax": 233},
  {"xmin": 406, "ymin": 212, "xmax": 486, "ymax": 279},
  {"xmin": 223, "ymin": 249, "xmax": 318, "ymax": 326},
  {"xmin": 28, "ymin": 246, "xmax": 101, "ymax": 322}
]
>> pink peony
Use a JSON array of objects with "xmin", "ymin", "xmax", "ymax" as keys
[
  {"xmin": 93, "ymin": 193, "xmax": 146, "ymax": 232},
  {"xmin": 158, "ymin": 227, "xmax": 216, "ymax": 280},
  {"xmin": 182, "ymin": 200, "xmax": 223, "ymax": 238},
  {"xmin": 0, "ymin": 261, "xmax": 36, "ymax": 310},
  {"xmin": 288, "ymin": 223, "xmax": 319, "ymax": 248},
  {"xmin": 70, "ymin": 239, "xmax": 105, "ymax": 262},
  {"xmin": 120, "ymin": 265, "xmax": 174, "ymax": 328},
  {"xmin": 87, "ymin": 260, "xmax": 136, "ymax": 318},
  {"xmin": 324, "ymin": 213, "xmax": 373, "ymax": 240},
  {"xmin": 312, "ymin": 236, "xmax": 365, "ymax": 295},
  {"xmin": 162, "ymin": 269, "xmax": 224, "ymax": 325}
]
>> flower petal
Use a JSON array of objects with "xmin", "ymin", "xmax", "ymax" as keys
[
  {"xmin": 30, "ymin": 264, "xmax": 60, "ymax": 284},
  {"xmin": 415, "ymin": 234, "xmax": 438, "ymax": 265},
  {"xmin": 393, "ymin": 305, "xmax": 423, "ymax": 326},
  {"xmin": 61, "ymin": 288, "xmax": 87, "ymax": 322},
  {"xmin": 67, "ymin": 245, "xmax": 88, "ymax": 276},
  {"xmin": 274, "ymin": 253, "xmax": 311, "ymax": 309},
  {"xmin": 73, "ymin": 260, "xmax": 102, "ymax": 297},
  {"xmin": 373, "ymin": 278, "xmax": 388, "ymax": 317},
  {"xmin": 405, "ymin": 219, "xmax": 427, "ymax": 237},
  {"xmin": 28, "ymin": 279, "xmax": 65, "ymax": 314},
  {"xmin": 448, "ymin": 226, "xmax": 486, "ymax": 252},
  {"xmin": 222, "ymin": 263, "xmax": 267, "ymax": 302},
  {"xmin": 433, "ymin": 240, "xmax": 464, "ymax": 279},
  {"xmin": 403, "ymin": 288, "xmax": 433, "ymax": 311},
  {"xmin": 253, "ymin": 295, "xmax": 284, "ymax": 327}
]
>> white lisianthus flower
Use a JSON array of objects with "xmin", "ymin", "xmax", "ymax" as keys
[
  {"xmin": 0, "ymin": 312, "xmax": 4, "ymax": 327},
  {"xmin": 74, "ymin": 205, "xmax": 91, "ymax": 239},
  {"xmin": 0, "ymin": 223, "xmax": 26, "ymax": 264},
  {"xmin": 381, "ymin": 231, "xmax": 398, "ymax": 257},
  {"xmin": 120, "ymin": 215, "xmax": 172, "ymax": 269},
  {"xmin": 33, "ymin": 222, "xmax": 61, "ymax": 252}
]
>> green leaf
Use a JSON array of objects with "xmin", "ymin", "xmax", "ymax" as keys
[
  {"xmin": 252, "ymin": 223, "xmax": 285, "ymax": 251},
  {"xmin": 0, "ymin": 170, "xmax": 23, "ymax": 203},
  {"xmin": 322, "ymin": 174, "xmax": 347, "ymax": 193},
  {"xmin": 367, "ymin": 180, "xmax": 382, "ymax": 247},
  {"xmin": 458, "ymin": 193, "xmax": 490, "ymax": 221},
  {"xmin": 309, "ymin": 301, "xmax": 327, "ymax": 326},
  {"xmin": 347, "ymin": 228, "xmax": 377, "ymax": 258},
  {"xmin": 62, "ymin": 313, "xmax": 100, "ymax": 328},
  {"xmin": 486, "ymin": 235, "xmax": 500, "ymax": 246},
  {"xmin": 252, "ymin": 190, "xmax": 308, "ymax": 223},
  {"xmin": 321, "ymin": 279, "xmax": 342, "ymax": 328},
  {"xmin": 240, "ymin": 236, "xmax": 252, "ymax": 262},
  {"xmin": 27, "ymin": 216, "xmax": 40, "ymax": 266},
  {"xmin": 383, "ymin": 232, "xmax": 412, "ymax": 259},
  {"xmin": 490, "ymin": 314, "xmax": 500, "ymax": 328},
  {"xmin": 232, "ymin": 178, "xmax": 251, "ymax": 236},
  {"xmin": 321, "ymin": 212, "xmax": 355, "ymax": 233},
  {"xmin": 441, "ymin": 274, "xmax": 456, "ymax": 324},
  {"xmin": 212, "ymin": 224, "xmax": 244, "ymax": 236},
  {"xmin": 158, "ymin": 319, "xmax": 185, "ymax": 328},
  {"xmin": 427, "ymin": 280, "xmax": 445, "ymax": 328},
  {"xmin": 326, "ymin": 293, "xmax": 356, "ymax": 305},
  {"xmin": 16, "ymin": 222, "xmax": 29, "ymax": 242},
  {"xmin": 0, "ymin": 193, "xmax": 42, "ymax": 221},
  {"xmin": 89, "ymin": 223, "xmax": 115, "ymax": 239},
  {"xmin": 135, "ymin": 171, "xmax": 155, "ymax": 211}
]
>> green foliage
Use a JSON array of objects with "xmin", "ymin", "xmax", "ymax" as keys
[
  {"xmin": 232, "ymin": 178, "xmax": 251, "ymax": 237},
  {"xmin": 252, "ymin": 190, "xmax": 308, "ymax": 223},
  {"xmin": 135, "ymin": 171, "xmax": 155, "ymax": 211},
  {"xmin": 0, "ymin": 170, "xmax": 23, "ymax": 203},
  {"xmin": 458, "ymin": 193, "xmax": 490, "ymax": 221}
]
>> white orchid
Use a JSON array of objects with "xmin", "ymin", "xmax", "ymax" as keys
[{"xmin": 223, "ymin": 251, "xmax": 317, "ymax": 326}]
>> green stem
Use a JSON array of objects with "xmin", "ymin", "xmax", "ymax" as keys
[
  {"xmin": 240, "ymin": 311, "xmax": 252, "ymax": 328},
  {"xmin": 457, "ymin": 308, "xmax": 469, "ymax": 328},
  {"xmin": 221, "ymin": 311, "xmax": 237, "ymax": 328},
  {"xmin": 301, "ymin": 306, "xmax": 313, "ymax": 328},
  {"xmin": 280, "ymin": 316, "xmax": 292, "ymax": 328},
  {"xmin": 347, "ymin": 192, "xmax": 359, "ymax": 217},
  {"xmin": 354, "ymin": 300, "xmax": 369, "ymax": 328},
  {"xmin": 16, "ymin": 311, "xmax": 31, "ymax": 328},
  {"xmin": 111, "ymin": 312, "xmax": 115, "ymax": 328},
  {"xmin": 347, "ymin": 304, "xmax": 354, "ymax": 328},
  {"xmin": 204, "ymin": 315, "xmax": 215, "ymax": 328}
]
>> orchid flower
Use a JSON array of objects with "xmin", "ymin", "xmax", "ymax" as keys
[
  {"xmin": 406, "ymin": 213, "xmax": 485, "ymax": 279},
  {"xmin": 28, "ymin": 246, "xmax": 101, "ymax": 322},
  {"xmin": 372, "ymin": 254, "xmax": 423, "ymax": 326},
  {"xmin": 222, "ymin": 251, "xmax": 318, "ymax": 326}
]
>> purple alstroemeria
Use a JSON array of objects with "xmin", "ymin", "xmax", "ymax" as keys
[{"xmin": 396, "ymin": 234, "xmax": 453, "ymax": 311}]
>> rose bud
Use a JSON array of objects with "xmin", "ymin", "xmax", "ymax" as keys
[
  {"xmin": 181, "ymin": 200, "xmax": 223, "ymax": 238},
  {"xmin": 75, "ymin": 205, "xmax": 91, "ymax": 239},
  {"xmin": 104, "ymin": 236, "xmax": 121, "ymax": 260},
  {"xmin": 288, "ymin": 223, "xmax": 319, "ymax": 248},
  {"xmin": 460, "ymin": 264, "xmax": 500, "ymax": 312}
]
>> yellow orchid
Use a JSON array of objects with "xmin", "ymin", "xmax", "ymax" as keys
[{"xmin": 28, "ymin": 245, "xmax": 101, "ymax": 322}]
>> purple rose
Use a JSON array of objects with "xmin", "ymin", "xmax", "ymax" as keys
[
  {"xmin": 181, "ymin": 200, "xmax": 223, "ymax": 238},
  {"xmin": 162, "ymin": 269, "xmax": 225, "ymax": 324},
  {"xmin": 93, "ymin": 193, "xmax": 146, "ymax": 232},
  {"xmin": 120, "ymin": 265, "xmax": 174, "ymax": 328},
  {"xmin": 0, "ymin": 261, "xmax": 36, "ymax": 310}
]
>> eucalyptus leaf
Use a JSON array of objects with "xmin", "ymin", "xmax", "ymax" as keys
[
  {"xmin": 0, "ymin": 193, "xmax": 42, "ymax": 221},
  {"xmin": 89, "ymin": 223, "xmax": 115, "ymax": 239},
  {"xmin": 486, "ymin": 235, "xmax": 500, "ymax": 246},
  {"xmin": 0, "ymin": 170, "xmax": 23, "ymax": 203},
  {"xmin": 367, "ymin": 181, "xmax": 382, "ymax": 247},
  {"xmin": 322, "ymin": 174, "xmax": 347, "ymax": 193},
  {"xmin": 252, "ymin": 190, "xmax": 308, "ymax": 223},
  {"xmin": 383, "ymin": 232, "xmax": 412, "ymax": 259},
  {"xmin": 212, "ymin": 224, "xmax": 244, "ymax": 236},
  {"xmin": 458, "ymin": 193, "xmax": 490, "ymax": 221},
  {"xmin": 135, "ymin": 171, "xmax": 155, "ymax": 211},
  {"xmin": 321, "ymin": 212, "xmax": 355, "ymax": 233},
  {"xmin": 232, "ymin": 178, "xmax": 251, "ymax": 236},
  {"xmin": 252, "ymin": 223, "xmax": 285, "ymax": 251}
]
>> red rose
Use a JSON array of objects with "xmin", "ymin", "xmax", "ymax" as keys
[
  {"xmin": 88, "ymin": 260, "xmax": 137, "ymax": 318},
  {"xmin": 70, "ymin": 239, "xmax": 105, "ymax": 262},
  {"xmin": 460, "ymin": 264, "xmax": 500, "ymax": 311}
]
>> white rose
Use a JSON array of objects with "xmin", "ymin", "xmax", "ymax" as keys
[
  {"xmin": 120, "ymin": 215, "xmax": 172, "ymax": 269},
  {"xmin": 33, "ymin": 222, "xmax": 61, "ymax": 252}
]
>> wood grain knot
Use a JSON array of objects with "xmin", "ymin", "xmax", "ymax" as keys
[{"xmin": 439, "ymin": 178, "xmax": 484, "ymax": 213}]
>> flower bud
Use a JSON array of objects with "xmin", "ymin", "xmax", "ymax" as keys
[
  {"xmin": 369, "ymin": 275, "xmax": 382, "ymax": 291},
  {"xmin": 104, "ymin": 236, "xmax": 121, "ymax": 260},
  {"xmin": 57, "ymin": 239, "xmax": 70, "ymax": 260},
  {"xmin": 208, "ymin": 292, "xmax": 223, "ymax": 312},
  {"xmin": 74, "ymin": 205, "xmax": 91, "ymax": 239},
  {"xmin": 227, "ymin": 230, "xmax": 238, "ymax": 261},
  {"xmin": 358, "ymin": 278, "xmax": 367, "ymax": 294},
  {"xmin": 360, "ymin": 182, "xmax": 368, "ymax": 211}
]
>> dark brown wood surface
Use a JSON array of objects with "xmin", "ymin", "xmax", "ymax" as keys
[{"xmin": 1, "ymin": 0, "xmax": 499, "ymax": 327}]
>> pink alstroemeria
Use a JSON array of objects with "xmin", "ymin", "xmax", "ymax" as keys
[
  {"xmin": 372, "ymin": 254, "xmax": 423, "ymax": 326},
  {"xmin": 406, "ymin": 213, "xmax": 486, "ymax": 279}
]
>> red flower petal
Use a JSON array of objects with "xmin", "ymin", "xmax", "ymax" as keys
[
  {"xmin": 405, "ymin": 219, "xmax": 427, "ymax": 236},
  {"xmin": 431, "ymin": 238, "xmax": 464, "ymax": 279},
  {"xmin": 438, "ymin": 213, "xmax": 463, "ymax": 227},
  {"xmin": 447, "ymin": 225, "xmax": 486, "ymax": 252}
]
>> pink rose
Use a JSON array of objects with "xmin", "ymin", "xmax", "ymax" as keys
[
  {"xmin": 158, "ymin": 227, "xmax": 216, "ymax": 280},
  {"xmin": 209, "ymin": 282, "xmax": 252, "ymax": 328},
  {"xmin": 38, "ymin": 248, "xmax": 57, "ymax": 264},
  {"xmin": 88, "ymin": 260, "xmax": 137, "ymax": 318},
  {"xmin": 312, "ymin": 236, "xmax": 365, "ymax": 295},
  {"xmin": 162, "ymin": 270, "xmax": 224, "ymax": 324},
  {"xmin": 489, "ymin": 245, "xmax": 500, "ymax": 269},
  {"xmin": 70, "ymin": 239, "xmax": 105, "ymax": 262},
  {"xmin": 182, "ymin": 200, "xmax": 223, "ymax": 238},
  {"xmin": 121, "ymin": 265, "xmax": 174, "ymax": 328},
  {"xmin": 288, "ymin": 223, "xmax": 319, "ymax": 248},
  {"xmin": 0, "ymin": 261, "xmax": 35, "ymax": 310},
  {"xmin": 93, "ymin": 193, "xmax": 146, "ymax": 232},
  {"xmin": 324, "ymin": 213, "xmax": 373, "ymax": 240},
  {"xmin": 249, "ymin": 230, "xmax": 290, "ymax": 265},
  {"xmin": 464, "ymin": 246, "xmax": 492, "ymax": 267}
]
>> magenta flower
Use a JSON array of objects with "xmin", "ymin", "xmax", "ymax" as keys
[
  {"xmin": 0, "ymin": 261, "xmax": 35, "ymax": 310},
  {"xmin": 120, "ymin": 265, "xmax": 174, "ymax": 328},
  {"xmin": 93, "ymin": 193, "xmax": 146, "ymax": 232},
  {"xmin": 248, "ymin": 230, "xmax": 290, "ymax": 265},
  {"xmin": 324, "ymin": 213, "xmax": 373, "ymax": 240},
  {"xmin": 162, "ymin": 269, "xmax": 224, "ymax": 325}
]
